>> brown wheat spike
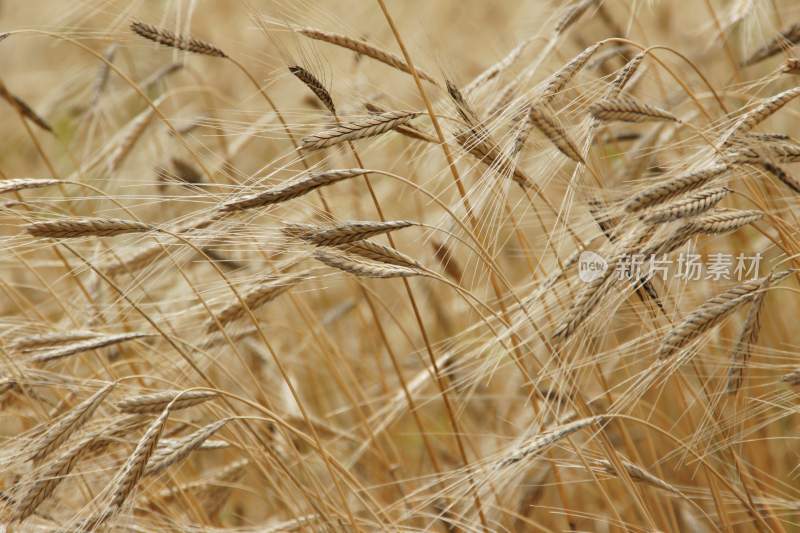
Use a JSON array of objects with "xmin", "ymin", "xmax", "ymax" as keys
[
  {"xmin": 783, "ymin": 369, "xmax": 800, "ymax": 385},
  {"xmin": 8, "ymin": 330, "xmax": 102, "ymax": 352},
  {"xmin": 641, "ymin": 187, "xmax": 730, "ymax": 224},
  {"xmin": 595, "ymin": 459, "xmax": 682, "ymax": 496},
  {"xmin": 685, "ymin": 208, "xmax": 764, "ymax": 235},
  {"xmin": 221, "ymin": 169, "xmax": 371, "ymax": 211},
  {"xmin": 0, "ymin": 79, "xmax": 52, "ymax": 133},
  {"xmin": 446, "ymin": 80, "xmax": 481, "ymax": 127},
  {"xmin": 540, "ymin": 42, "xmax": 602, "ymax": 102},
  {"xmin": 130, "ymin": 21, "xmax": 227, "ymax": 57},
  {"xmin": 289, "ymin": 65, "xmax": 336, "ymax": 115},
  {"xmin": 0, "ymin": 178, "xmax": 62, "ymax": 195},
  {"xmin": 25, "ymin": 217, "xmax": 150, "ymax": 239},
  {"xmin": 657, "ymin": 271, "xmax": 792, "ymax": 359},
  {"xmin": 314, "ymin": 248, "xmax": 424, "ymax": 279},
  {"xmin": 336, "ymin": 240, "xmax": 421, "ymax": 269},
  {"xmin": 554, "ymin": 0, "xmax": 597, "ymax": 35},
  {"xmin": 784, "ymin": 58, "xmax": 800, "ymax": 74},
  {"xmin": 28, "ymin": 383, "xmax": 116, "ymax": 463},
  {"xmin": 498, "ymin": 416, "xmax": 605, "ymax": 468},
  {"xmin": 605, "ymin": 52, "xmax": 646, "ymax": 99},
  {"xmin": 589, "ymin": 96, "xmax": 678, "ymax": 123},
  {"xmin": 430, "ymin": 239, "xmax": 463, "ymax": 283},
  {"xmin": 208, "ymin": 270, "xmax": 307, "ymax": 331},
  {"xmin": 11, "ymin": 430, "xmax": 101, "ymax": 522},
  {"xmin": 624, "ymin": 164, "xmax": 730, "ymax": 212},
  {"xmin": 366, "ymin": 102, "xmax": 438, "ymax": 143},
  {"xmin": 170, "ymin": 157, "xmax": 204, "ymax": 185},
  {"xmin": 86, "ymin": 405, "xmax": 172, "ymax": 532},
  {"xmin": 755, "ymin": 161, "xmax": 800, "ymax": 194},
  {"xmin": 527, "ymin": 105, "xmax": 583, "ymax": 162},
  {"xmin": 721, "ymin": 87, "xmax": 800, "ymax": 145},
  {"xmin": 300, "ymin": 110, "xmax": 419, "ymax": 151},
  {"xmin": 29, "ymin": 332, "xmax": 152, "ymax": 363},
  {"xmin": 284, "ymin": 219, "xmax": 414, "ymax": 246},
  {"xmin": 726, "ymin": 276, "xmax": 771, "ymax": 394},
  {"xmin": 742, "ymin": 23, "xmax": 800, "ymax": 66},
  {"xmin": 116, "ymin": 390, "xmax": 218, "ymax": 414},
  {"xmin": 454, "ymin": 128, "xmax": 533, "ymax": 189},
  {"xmin": 297, "ymin": 27, "xmax": 437, "ymax": 85},
  {"xmin": 144, "ymin": 419, "xmax": 229, "ymax": 476}
]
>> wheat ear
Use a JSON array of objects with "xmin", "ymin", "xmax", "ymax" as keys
[
  {"xmin": 527, "ymin": 106, "xmax": 583, "ymax": 162},
  {"xmin": 742, "ymin": 23, "xmax": 800, "ymax": 66},
  {"xmin": 625, "ymin": 164, "xmax": 730, "ymax": 212},
  {"xmin": 130, "ymin": 21, "xmax": 226, "ymax": 57},
  {"xmin": 145, "ymin": 419, "xmax": 229, "ymax": 476},
  {"xmin": 297, "ymin": 27, "xmax": 437, "ymax": 84},
  {"xmin": 641, "ymin": 187, "xmax": 730, "ymax": 224},
  {"xmin": 498, "ymin": 416, "xmax": 605, "ymax": 468},
  {"xmin": 658, "ymin": 271, "xmax": 791, "ymax": 359},
  {"xmin": 720, "ymin": 87, "xmax": 800, "ymax": 145},
  {"xmin": 25, "ymin": 217, "xmax": 150, "ymax": 239},
  {"xmin": 685, "ymin": 208, "xmax": 764, "ymax": 234},
  {"xmin": 284, "ymin": 219, "xmax": 414, "ymax": 246},
  {"xmin": 28, "ymin": 383, "xmax": 116, "ymax": 463},
  {"xmin": 726, "ymin": 276, "xmax": 771, "ymax": 394},
  {"xmin": 540, "ymin": 42, "xmax": 602, "ymax": 102},
  {"xmin": 289, "ymin": 65, "xmax": 336, "ymax": 115},
  {"xmin": 336, "ymin": 240, "xmax": 421, "ymax": 270},
  {"xmin": 590, "ymin": 96, "xmax": 678, "ymax": 123},
  {"xmin": 0, "ymin": 178, "xmax": 62, "ymax": 195},
  {"xmin": 554, "ymin": 0, "xmax": 598, "ymax": 35},
  {"xmin": 116, "ymin": 390, "xmax": 218, "ymax": 414},
  {"xmin": 300, "ymin": 110, "xmax": 419, "ymax": 150},
  {"xmin": 314, "ymin": 248, "xmax": 424, "ymax": 279},
  {"xmin": 29, "ymin": 332, "xmax": 151, "ymax": 363},
  {"xmin": 0, "ymin": 79, "xmax": 52, "ymax": 133}
]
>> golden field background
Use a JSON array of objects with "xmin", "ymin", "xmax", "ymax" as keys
[{"xmin": 0, "ymin": 1, "xmax": 800, "ymax": 531}]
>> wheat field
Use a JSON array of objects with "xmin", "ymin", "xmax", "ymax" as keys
[{"xmin": 1, "ymin": 1, "xmax": 800, "ymax": 531}]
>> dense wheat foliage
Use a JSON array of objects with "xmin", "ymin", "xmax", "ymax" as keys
[{"xmin": 3, "ymin": 1, "xmax": 800, "ymax": 531}]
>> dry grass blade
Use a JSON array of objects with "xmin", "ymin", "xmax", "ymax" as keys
[
  {"xmin": 116, "ymin": 390, "xmax": 219, "ymax": 414},
  {"xmin": 11, "ymin": 431, "xmax": 100, "ymax": 523},
  {"xmin": 297, "ymin": 27, "xmax": 437, "ymax": 84},
  {"xmin": 314, "ymin": 248, "xmax": 424, "ymax": 278},
  {"xmin": 540, "ymin": 42, "xmax": 602, "ymax": 102},
  {"xmin": 300, "ymin": 110, "xmax": 419, "ymax": 150},
  {"xmin": 284, "ymin": 219, "xmax": 414, "ymax": 246},
  {"xmin": 590, "ymin": 96, "xmax": 677, "ymax": 123},
  {"xmin": 742, "ymin": 23, "xmax": 800, "ymax": 66},
  {"xmin": 640, "ymin": 187, "xmax": 730, "ymax": 224},
  {"xmin": 130, "ymin": 21, "xmax": 227, "ymax": 57},
  {"xmin": 0, "ymin": 178, "xmax": 62, "ymax": 195},
  {"xmin": 336, "ymin": 240, "xmax": 421, "ymax": 269},
  {"xmin": 726, "ymin": 277, "xmax": 771, "ymax": 393},
  {"xmin": 220, "ymin": 169, "xmax": 369, "ymax": 211},
  {"xmin": 25, "ymin": 217, "xmax": 150, "ymax": 239},
  {"xmin": 625, "ymin": 164, "xmax": 730, "ymax": 212},
  {"xmin": 289, "ymin": 65, "xmax": 336, "ymax": 115},
  {"xmin": 144, "ymin": 419, "xmax": 229, "ymax": 476},
  {"xmin": 208, "ymin": 271, "xmax": 307, "ymax": 331},
  {"xmin": 30, "ymin": 332, "xmax": 151, "ymax": 363},
  {"xmin": 0, "ymin": 79, "xmax": 52, "ymax": 132},
  {"xmin": 527, "ymin": 106, "xmax": 583, "ymax": 162},
  {"xmin": 28, "ymin": 383, "xmax": 116, "ymax": 463},
  {"xmin": 498, "ymin": 416, "xmax": 605, "ymax": 468},
  {"xmin": 658, "ymin": 271, "xmax": 791, "ymax": 359}
]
